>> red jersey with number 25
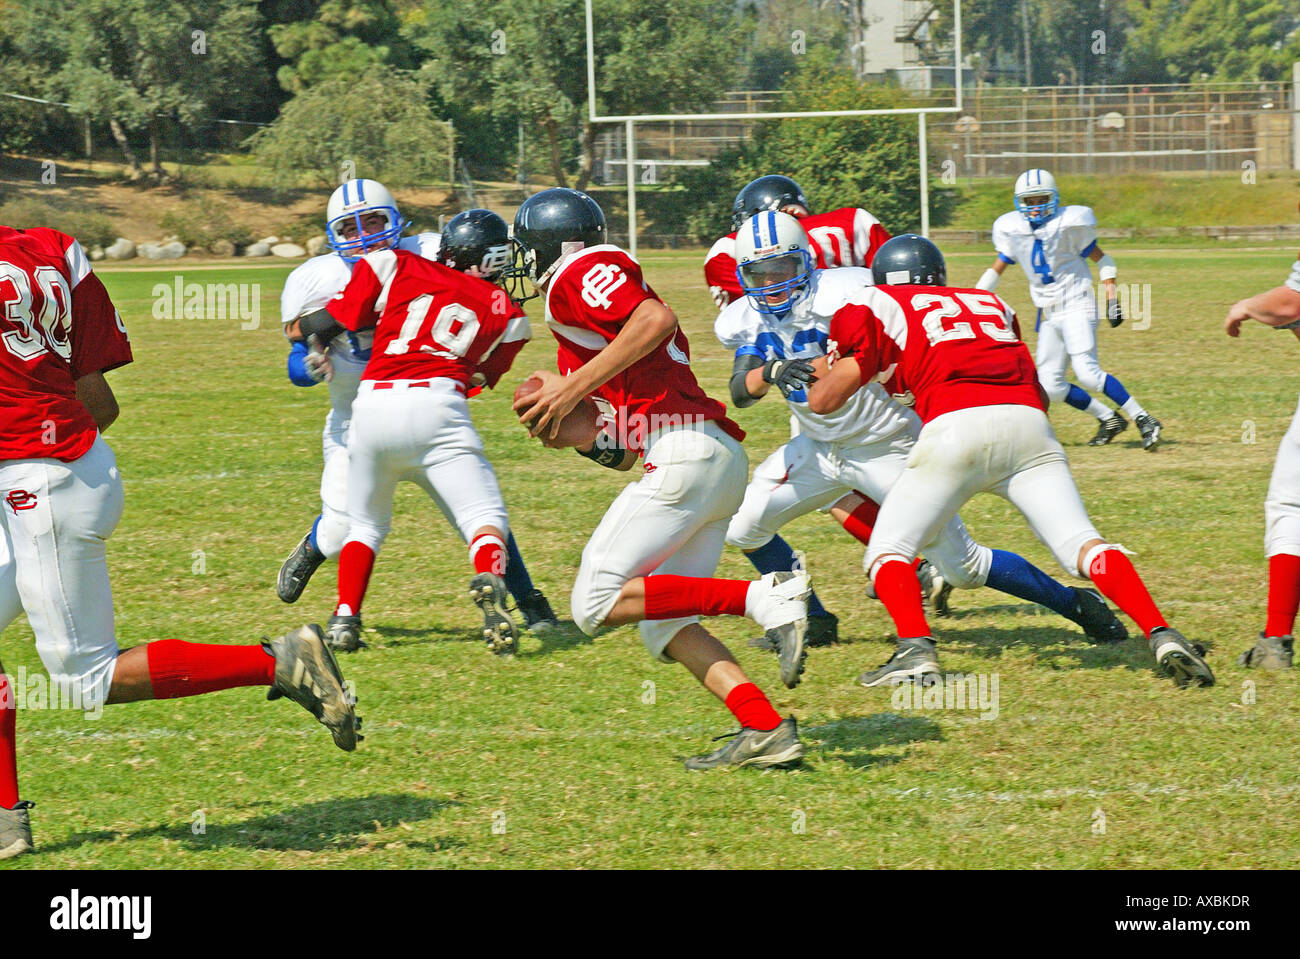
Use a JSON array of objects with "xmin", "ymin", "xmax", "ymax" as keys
[
  {"xmin": 704, "ymin": 206, "xmax": 891, "ymax": 308},
  {"xmin": 828, "ymin": 284, "xmax": 1045, "ymax": 424},
  {"xmin": 0, "ymin": 226, "xmax": 133, "ymax": 462},
  {"xmin": 327, "ymin": 248, "xmax": 529, "ymax": 389},
  {"xmin": 545, "ymin": 245, "xmax": 743, "ymax": 453}
]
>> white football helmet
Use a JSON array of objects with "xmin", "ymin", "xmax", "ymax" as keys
[
  {"xmin": 734, "ymin": 210, "xmax": 815, "ymax": 317},
  {"xmin": 325, "ymin": 178, "xmax": 409, "ymax": 261},
  {"xmin": 1014, "ymin": 169, "xmax": 1059, "ymax": 227}
]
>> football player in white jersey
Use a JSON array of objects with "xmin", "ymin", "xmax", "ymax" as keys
[
  {"xmin": 1223, "ymin": 252, "xmax": 1300, "ymax": 670},
  {"xmin": 977, "ymin": 169, "xmax": 1163, "ymax": 449},
  {"xmin": 276, "ymin": 181, "xmax": 557, "ymax": 645},
  {"xmin": 721, "ymin": 212, "xmax": 1127, "ymax": 684}
]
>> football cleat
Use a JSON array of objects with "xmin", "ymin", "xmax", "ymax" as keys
[
  {"xmin": 516, "ymin": 588, "xmax": 558, "ymax": 634},
  {"xmin": 1149, "ymin": 627, "xmax": 1214, "ymax": 688},
  {"xmin": 684, "ymin": 717, "xmax": 804, "ymax": 771},
  {"xmin": 324, "ymin": 613, "xmax": 367, "ymax": 653},
  {"xmin": 470, "ymin": 572, "xmax": 520, "ymax": 656},
  {"xmin": 265, "ymin": 625, "xmax": 362, "ymax": 751},
  {"xmin": 748, "ymin": 570, "xmax": 811, "ymax": 688},
  {"xmin": 0, "ymin": 800, "xmax": 35, "ymax": 860},
  {"xmin": 858, "ymin": 637, "xmax": 942, "ymax": 688},
  {"xmin": 866, "ymin": 561, "xmax": 951, "ymax": 616},
  {"xmin": 1069, "ymin": 587, "xmax": 1128, "ymax": 644},
  {"xmin": 1135, "ymin": 413, "xmax": 1163, "ymax": 451},
  {"xmin": 1238, "ymin": 633, "xmax": 1294, "ymax": 670},
  {"xmin": 276, "ymin": 532, "xmax": 326, "ymax": 604},
  {"xmin": 1087, "ymin": 412, "xmax": 1128, "ymax": 446},
  {"xmin": 748, "ymin": 611, "xmax": 837, "ymax": 651}
]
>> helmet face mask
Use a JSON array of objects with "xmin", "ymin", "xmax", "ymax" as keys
[
  {"xmin": 734, "ymin": 211, "xmax": 815, "ymax": 318},
  {"xmin": 436, "ymin": 208, "xmax": 513, "ymax": 284},
  {"xmin": 1013, "ymin": 169, "xmax": 1059, "ymax": 227},
  {"xmin": 326, "ymin": 178, "xmax": 409, "ymax": 262}
]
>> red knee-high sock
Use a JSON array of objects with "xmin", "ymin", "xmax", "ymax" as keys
[
  {"xmin": 1264, "ymin": 553, "xmax": 1300, "ymax": 637},
  {"xmin": 1088, "ymin": 549, "xmax": 1167, "ymax": 637},
  {"xmin": 642, "ymin": 575, "xmax": 750, "ymax": 619},
  {"xmin": 725, "ymin": 682, "xmax": 782, "ymax": 731},
  {"xmin": 872, "ymin": 559, "xmax": 931, "ymax": 639},
  {"xmin": 839, "ymin": 496, "xmax": 880, "ymax": 546},
  {"xmin": 146, "ymin": 640, "xmax": 275, "ymax": 700},
  {"xmin": 0, "ymin": 672, "xmax": 18, "ymax": 808},
  {"xmin": 470, "ymin": 533, "xmax": 507, "ymax": 576},
  {"xmin": 336, "ymin": 541, "xmax": 376, "ymax": 616}
]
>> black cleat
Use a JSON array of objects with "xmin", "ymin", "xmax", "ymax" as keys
[
  {"xmin": 324, "ymin": 613, "xmax": 367, "ymax": 653},
  {"xmin": 1069, "ymin": 587, "xmax": 1128, "ymax": 644},
  {"xmin": 470, "ymin": 572, "xmax": 520, "ymax": 656},
  {"xmin": 1149, "ymin": 626, "xmax": 1214, "ymax": 688},
  {"xmin": 266, "ymin": 625, "xmax": 362, "ymax": 751},
  {"xmin": 0, "ymin": 800, "xmax": 35, "ymax": 860},
  {"xmin": 684, "ymin": 717, "xmax": 804, "ymax": 770},
  {"xmin": 918, "ymin": 560, "xmax": 953, "ymax": 617},
  {"xmin": 516, "ymin": 588, "xmax": 558, "ymax": 634},
  {"xmin": 1135, "ymin": 413, "xmax": 1163, "ymax": 451},
  {"xmin": 748, "ymin": 611, "xmax": 837, "ymax": 651},
  {"xmin": 858, "ymin": 636, "xmax": 942, "ymax": 687},
  {"xmin": 1239, "ymin": 633, "xmax": 1293, "ymax": 670},
  {"xmin": 1087, "ymin": 412, "xmax": 1128, "ymax": 446},
  {"xmin": 277, "ymin": 532, "xmax": 326, "ymax": 604}
]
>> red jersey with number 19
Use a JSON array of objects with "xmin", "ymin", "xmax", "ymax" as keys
[
  {"xmin": 545, "ymin": 245, "xmax": 743, "ymax": 453},
  {"xmin": 0, "ymin": 226, "xmax": 133, "ymax": 462},
  {"xmin": 327, "ymin": 248, "xmax": 530, "ymax": 389},
  {"xmin": 827, "ymin": 284, "xmax": 1045, "ymax": 424}
]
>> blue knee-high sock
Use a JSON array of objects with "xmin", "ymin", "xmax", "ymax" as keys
[
  {"xmin": 985, "ymin": 549, "xmax": 1076, "ymax": 618},
  {"xmin": 307, "ymin": 514, "xmax": 323, "ymax": 554},
  {"xmin": 1101, "ymin": 374, "xmax": 1131, "ymax": 407},
  {"xmin": 501, "ymin": 531, "xmax": 535, "ymax": 601},
  {"xmin": 1064, "ymin": 384, "xmax": 1093, "ymax": 412},
  {"xmin": 744, "ymin": 535, "xmax": 829, "ymax": 618}
]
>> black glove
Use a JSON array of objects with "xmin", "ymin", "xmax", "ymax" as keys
[
  {"xmin": 1106, "ymin": 296, "xmax": 1123, "ymax": 328},
  {"xmin": 762, "ymin": 357, "xmax": 817, "ymax": 399}
]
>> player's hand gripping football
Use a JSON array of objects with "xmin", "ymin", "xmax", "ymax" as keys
[
  {"xmin": 513, "ymin": 369, "xmax": 582, "ymax": 441},
  {"xmin": 762, "ymin": 357, "xmax": 817, "ymax": 399}
]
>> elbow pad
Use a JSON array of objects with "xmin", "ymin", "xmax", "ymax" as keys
[
  {"xmin": 286, "ymin": 341, "xmax": 320, "ymax": 388},
  {"xmin": 1097, "ymin": 254, "xmax": 1117, "ymax": 282},
  {"xmin": 298, "ymin": 308, "xmax": 345, "ymax": 344},
  {"xmin": 976, "ymin": 268, "xmax": 1000, "ymax": 292},
  {"xmin": 729, "ymin": 353, "xmax": 765, "ymax": 408}
]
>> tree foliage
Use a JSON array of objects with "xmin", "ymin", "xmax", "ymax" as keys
[{"xmin": 267, "ymin": 0, "xmax": 411, "ymax": 93}]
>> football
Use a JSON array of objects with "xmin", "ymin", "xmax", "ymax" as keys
[{"xmin": 513, "ymin": 376, "xmax": 601, "ymax": 449}]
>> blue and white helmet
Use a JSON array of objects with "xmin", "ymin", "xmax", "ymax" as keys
[
  {"xmin": 325, "ymin": 178, "xmax": 409, "ymax": 261},
  {"xmin": 1014, "ymin": 169, "xmax": 1059, "ymax": 227},
  {"xmin": 734, "ymin": 211, "xmax": 815, "ymax": 317}
]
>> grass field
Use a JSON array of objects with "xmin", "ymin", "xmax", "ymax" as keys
[{"xmin": 5, "ymin": 242, "xmax": 1300, "ymax": 870}]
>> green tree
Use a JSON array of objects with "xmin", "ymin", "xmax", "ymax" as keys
[
  {"xmin": 248, "ymin": 74, "xmax": 451, "ymax": 187},
  {"xmin": 19, "ymin": 0, "xmax": 264, "ymax": 178},
  {"xmin": 405, "ymin": 0, "xmax": 744, "ymax": 190},
  {"xmin": 267, "ymin": 0, "xmax": 412, "ymax": 93},
  {"xmin": 1123, "ymin": 0, "xmax": 1300, "ymax": 83}
]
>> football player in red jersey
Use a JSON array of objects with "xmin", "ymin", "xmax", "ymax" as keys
[
  {"xmin": 510, "ymin": 188, "xmax": 810, "ymax": 770},
  {"xmin": 806, "ymin": 234, "xmax": 1215, "ymax": 690},
  {"xmin": 1223, "ymin": 247, "xmax": 1300, "ymax": 670},
  {"xmin": 0, "ymin": 225, "xmax": 359, "ymax": 860},
  {"xmin": 292, "ymin": 211, "xmax": 532, "ymax": 657}
]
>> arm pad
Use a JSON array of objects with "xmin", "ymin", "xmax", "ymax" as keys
[
  {"xmin": 295, "ymin": 308, "xmax": 345, "ymax": 344},
  {"xmin": 976, "ymin": 268, "xmax": 1000, "ymax": 291},
  {"xmin": 729, "ymin": 352, "xmax": 765, "ymax": 408},
  {"xmin": 286, "ymin": 341, "xmax": 321, "ymax": 388},
  {"xmin": 1097, "ymin": 253, "xmax": 1117, "ymax": 282}
]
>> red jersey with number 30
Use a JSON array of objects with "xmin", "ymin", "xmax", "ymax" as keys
[
  {"xmin": 828, "ymin": 284, "xmax": 1044, "ymax": 423},
  {"xmin": 0, "ymin": 226, "xmax": 133, "ymax": 462},
  {"xmin": 545, "ymin": 245, "xmax": 743, "ymax": 453},
  {"xmin": 327, "ymin": 248, "xmax": 529, "ymax": 388},
  {"xmin": 704, "ymin": 206, "xmax": 891, "ymax": 308}
]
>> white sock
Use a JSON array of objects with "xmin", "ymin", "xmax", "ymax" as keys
[{"xmin": 1121, "ymin": 398, "xmax": 1146, "ymax": 418}]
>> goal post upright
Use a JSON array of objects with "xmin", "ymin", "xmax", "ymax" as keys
[{"xmin": 584, "ymin": 0, "xmax": 964, "ymax": 252}]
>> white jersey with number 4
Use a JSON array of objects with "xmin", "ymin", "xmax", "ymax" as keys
[
  {"xmin": 992, "ymin": 205, "xmax": 1098, "ymax": 309},
  {"xmin": 714, "ymin": 266, "xmax": 915, "ymax": 446}
]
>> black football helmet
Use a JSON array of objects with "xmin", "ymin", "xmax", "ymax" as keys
[
  {"xmin": 730, "ymin": 175, "xmax": 810, "ymax": 231},
  {"xmin": 508, "ymin": 188, "xmax": 607, "ymax": 298},
  {"xmin": 436, "ymin": 209, "xmax": 512, "ymax": 281},
  {"xmin": 871, "ymin": 234, "xmax": 947, "ymax": 286}
]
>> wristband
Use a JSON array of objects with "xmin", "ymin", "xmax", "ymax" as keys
[{"xmin": 577, "ymin": 443, "xmax": 628, "ymax": 469}]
